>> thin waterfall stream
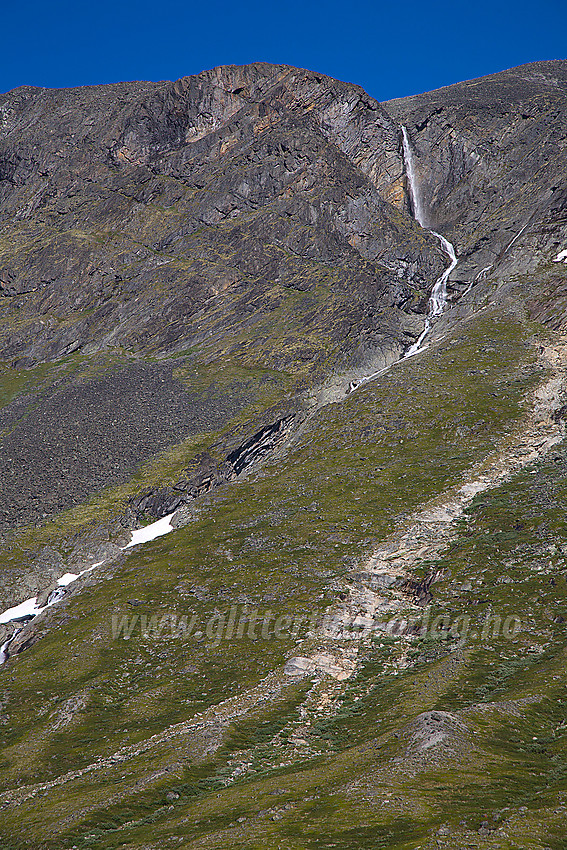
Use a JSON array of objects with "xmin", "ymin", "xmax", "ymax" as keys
[
  {"xmin": 399, "ymin": 126, "xmax": 458, "ymax": 355},
  {"xmin": 404, "ymin": 231, "xmax": 457, "ymax": 358},
  {"xmin": 349, "ymin": 127, "xmax": 458, "ymax": 392}
]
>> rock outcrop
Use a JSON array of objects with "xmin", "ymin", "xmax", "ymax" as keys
[
  {"xmin": 0, "ymin": 64, "xmax": 442, "ymax": 369},
  {"xmin": 384, "ymin": 60, "xmax": 567, "ymax": 299}
]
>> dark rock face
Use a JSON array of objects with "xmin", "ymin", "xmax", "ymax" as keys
[
  {"xmin": 383, "ymin": 60, "xmax": 567, "ymax": 294},
  {"xmin": 130, "ymin": 416, "xmax": 295, "ymax": 521},
  {"xmin": 0, "ymin": 64, "xmax": 441, "ymax": 369}
]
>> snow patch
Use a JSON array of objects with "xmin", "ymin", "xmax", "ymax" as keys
[
  {"xmin": 123, "ymin": 513, "xmax": 175, "ymax": 548},
  {"xmin": 57, "ymin": 572, "xmax": 80, "ymax": 587},
  {"xmin": 553, "ymin": 249, "xmax": 567, "ymax": 263},
  {"xmin": 0, "ymin": 596, "xmax": 43, "ymax": 624}
]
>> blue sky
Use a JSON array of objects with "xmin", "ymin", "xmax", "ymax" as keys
[{"xmin": 2, "ymin": 0, "xmax": 566, "ymax": 100}]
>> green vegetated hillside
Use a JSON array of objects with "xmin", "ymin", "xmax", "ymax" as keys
[
  {"xmin": 0, "ymin": 60, "xmax": 567, "ymax": 848},
  {"xmin": 0, "ymin": 307, "xmax": 561, "ymax": 848}
]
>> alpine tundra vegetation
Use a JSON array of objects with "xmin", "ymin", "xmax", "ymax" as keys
[{"xmin": 0, "ymin": 60, "xmax": 567, "ymax": 848}]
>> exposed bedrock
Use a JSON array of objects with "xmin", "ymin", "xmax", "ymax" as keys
[
  {"xmin": 384, "ymin": 60, "xmax": 567, "ymax": 291},
  {"xmin": 0, "ymin": 63, "xmax": 444, "ymax": 371}
]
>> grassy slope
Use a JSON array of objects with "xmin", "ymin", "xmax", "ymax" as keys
[
  {"xmin": 0, "ymin": 349, "xmax": 299, "ymax": 595},
  {"xmin": 0, "ymin": 307, "xmax": 558, "ymax": 848}
]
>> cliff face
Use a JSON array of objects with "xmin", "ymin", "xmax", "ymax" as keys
[
  {"xmin": 384, "ymin": 60, "xmax": 567, "ymax": 294},
  {"xmin": 2, "ymin": 60, "xmax": 566, "ymax": 374},
  {"xmin": 0, "ymin": 64, "xmax": 443, "ymax": 369},
  {"xmin": 1, "ymin": 61, "xmax": 567, "ymax": 850},
  {"xmin": 0, "ymin": 63, "xmax": 454, "ymax": 536}
]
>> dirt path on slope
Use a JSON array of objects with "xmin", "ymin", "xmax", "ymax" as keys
[{"xmin": 283, "ymin": 335, "xmax": 567, "ymax": 681}]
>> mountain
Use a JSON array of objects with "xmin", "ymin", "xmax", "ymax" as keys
[
  {"xmin": 0, "ymin": 60, "xmax": 566, "ymax": 848},
  {"xmin": 0, "ymin": 63, "xmax": 449, "ymax": 540}
]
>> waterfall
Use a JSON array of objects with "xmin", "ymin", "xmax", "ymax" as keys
[
  {"xmin": 401, "ymin": 126, "xmax": 427, "ymax": 228},
  {"xmin": 0, "ymin": 638, "xmax": 11, "ymax": 664},
  {"xmin": 348, "ymin": 126, "xmax": 459, "ymax": 393},
  {"xmin": 405, "ymin": 231, "xmax": 458, "ymax": 357},
  {"xmin": 401, "ymin": 126, "xmax": 458, "ymax": 358},
  {"xmin": 428, "ymin": 233, "xmax": 457, "ymax": 316}
]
